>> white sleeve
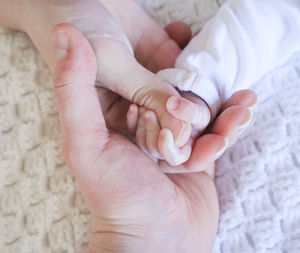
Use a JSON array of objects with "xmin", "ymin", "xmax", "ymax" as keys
[{"xmin": 158, "ymin": 0, "xmax": 300, "ymax": 118}]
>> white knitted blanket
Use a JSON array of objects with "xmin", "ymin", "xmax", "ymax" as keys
[{"xmin": 0, "ymin": 0, "xmax": 299, "ymax": 252}]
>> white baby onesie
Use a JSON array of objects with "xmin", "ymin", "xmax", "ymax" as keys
[{"xmin": 158, "ymin": 0, "xmax": 300, "ymax": 118}]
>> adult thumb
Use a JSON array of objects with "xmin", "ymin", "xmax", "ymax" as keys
[{"xmin": 52, "ymin": 24, "xmax": 108, "ymax": 167}]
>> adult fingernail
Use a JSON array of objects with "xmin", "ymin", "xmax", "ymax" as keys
[
  {"xmin": 238, "ymin": 109, "xmax": 253, "ymax": 131},
  {"xmin": 234, "ymin": 110, "xmax": 255, "ymax": 138},
  {"xmin": 248, "ymin": 101, "xmax": 258, "ymax": 112},
  {"xmin": 53, "ymin": 30, "xmax": 69, "ymax": 61},
  {"xmin": 167, "ymin": 96, "xmax": 180, "ymax": 111},
  {"xmin": 247, "ymin": 93, "xmax": 258, "ymax": 110},
  {"xmin": 215, "ymin": 138, "xmax": 228, "ymax": 160}
]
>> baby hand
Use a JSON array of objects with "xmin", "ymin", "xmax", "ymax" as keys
[
  {"xmin": 127, "ymin": 92, "xmax": 211, "ymax": 166},
  {"xmin": 127, "ymin": 89, "xmax": 257, "ymax": 171}
]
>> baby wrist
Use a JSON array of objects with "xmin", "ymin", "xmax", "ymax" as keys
[{"xmin": 157, "ymin": 68, "xmax": 221, "ymax": 120}]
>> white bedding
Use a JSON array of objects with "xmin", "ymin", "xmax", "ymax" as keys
[{"xmin": 0, "ymin": 0, "xmax": 299, "ymax": 252}]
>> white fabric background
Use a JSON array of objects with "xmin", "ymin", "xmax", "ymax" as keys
[{"xmin": 0, "ymin": 0, "xmax": 299, "ymax": 252}]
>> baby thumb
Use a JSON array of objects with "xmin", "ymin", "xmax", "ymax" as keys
[{"xmin": 158, "ymin": 68, "xmax": 211, "ymax": 130}]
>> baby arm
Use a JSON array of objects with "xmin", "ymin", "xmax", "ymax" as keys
[
  {"xmin": 3, "ymin": 0, "xmax": 211, "ymax": 147},
  {"xmin": 159, "ymin": 0, "xmax": 300, "ymax": 119}
]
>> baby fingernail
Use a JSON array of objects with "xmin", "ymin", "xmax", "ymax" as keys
[
  {"xmin": 163, "ymin": 128, "xmax": 174, "ymax": 143},
  {"xmin": 215, "ymin": 138, "xmax": 228, "ymax": 160},
  {"xmin": 144, "ymin": 111, "xmax": 151, "ymax": 121},
  {"xmin": 53, "ymin": 30, "xmax": 69, "ymax": 61},
  {"xmin": 129, "ymin": 104, "xmax": 137, "ymax": 112},
  {"xmin": 167, "ymin": 97, "xmax": 180, "ymax": 111}
]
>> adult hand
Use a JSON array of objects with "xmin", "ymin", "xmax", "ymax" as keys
[{"xmin": 53, "ymin": 24, "xmax": 256, "ymax": 252}]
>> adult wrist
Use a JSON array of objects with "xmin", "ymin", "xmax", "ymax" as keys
[
  {"xmin": 86, "ymin": 232, "xmax": 146, "ymax": 253},
  {"xmin": 85, "ymin": 214, "xmax": 216, "ymax": 253}
]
